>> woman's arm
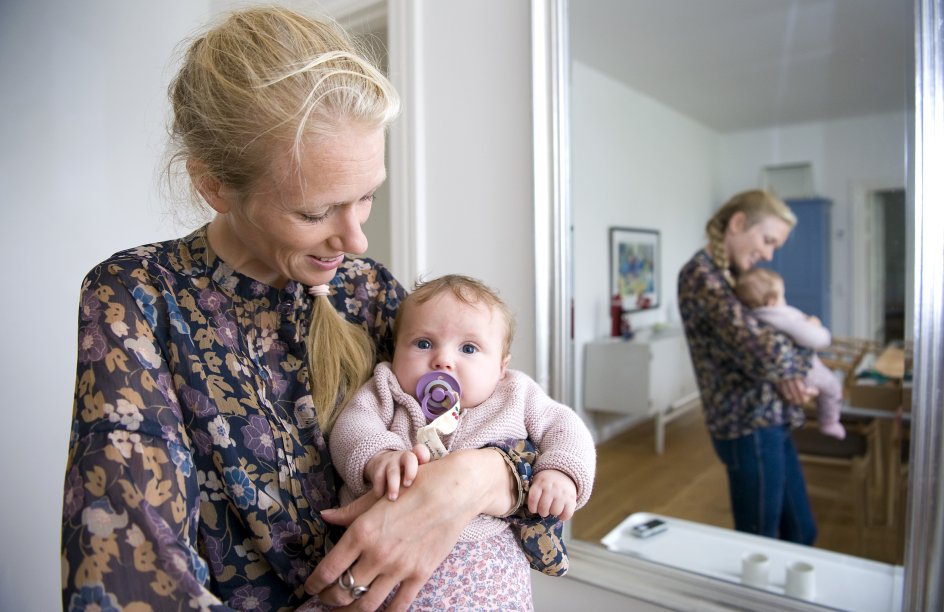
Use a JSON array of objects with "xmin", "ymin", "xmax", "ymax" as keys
[
  {"xmin": 304, "ymin": 446, "xmax": 516, "ymax": 610},
  {"xmin": 63, "ymin": 264, "xmax": 223, "ymax": 610}
]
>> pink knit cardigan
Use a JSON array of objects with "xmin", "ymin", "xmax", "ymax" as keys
[{"xmin": 329, "ymin": 362, "xmax": 596, "ymax": 542}]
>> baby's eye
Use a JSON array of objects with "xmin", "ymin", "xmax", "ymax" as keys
[
  {"xmin": 460, "ymin": 344, "xmax": 478, "ymax": 355},
  {"xmin": 416, "ymin": 339, "xmax": 431, "ymax": 350}
]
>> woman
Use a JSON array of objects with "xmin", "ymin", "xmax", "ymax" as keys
[
  {"xmin": 61, "ymin": 7, "xmax": 534, "ymax": 610},
  {"xmin": 677, "ymin": 189, "xmax": 818, "ymax": 545}
]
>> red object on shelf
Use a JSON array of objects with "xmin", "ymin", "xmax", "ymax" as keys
[{"xmin": 611, "ymin": 294, "xmax": 623, "ymax": 337}]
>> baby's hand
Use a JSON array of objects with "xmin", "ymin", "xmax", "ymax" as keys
[
  {"xmin": 527, "ymin": 469, "xmax": 577, "ymax": 521},
  {"xmin": 807, "ymin": 315, "xmax": 823, "ymax": 326},
  {"xmin": 365, "ymin": 450, "xmax": 419, "ymax": 501}
]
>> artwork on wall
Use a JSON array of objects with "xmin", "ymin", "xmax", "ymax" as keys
[{"xmin": 610, "ymin": 227, "xmax": 660, "ymax": 313}]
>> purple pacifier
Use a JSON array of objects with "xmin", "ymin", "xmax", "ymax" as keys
[{"xmin": 416, "ymin": 371, "xmax": 461, "ymax": 421}]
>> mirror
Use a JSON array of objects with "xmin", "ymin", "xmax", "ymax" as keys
[{"xmin": 533, "ymin": 0, "xmax": 943, "ymax": 609}]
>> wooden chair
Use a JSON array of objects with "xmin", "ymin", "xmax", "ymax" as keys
[{"xmin": 792, "ymin": 423, "xmax": 875, "ymax": 554}]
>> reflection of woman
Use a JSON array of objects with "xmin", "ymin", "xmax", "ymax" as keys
[
  {"xmin": 677, "ymin": 189, "xmax": 818, "ymax": 545},
  {"xmin": 60, "ymin": 7, "xmax": 536, "ymax": 610}
]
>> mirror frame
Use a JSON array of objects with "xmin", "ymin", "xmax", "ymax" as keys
[{"xmin": 531, "ymin": 0, "xmax": 944, "ymax": 609}]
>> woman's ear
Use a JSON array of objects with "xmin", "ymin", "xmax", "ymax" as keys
[
  {"xmin": 187, "ymin": 160, "xmax": 231, "ymax": 214},
  {"xmin": 728, "ymin": 211, "xmax": 747, "ymax": 234}
]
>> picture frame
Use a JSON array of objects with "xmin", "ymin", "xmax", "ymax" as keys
[{"xmin": 609, "ymin": 227, "xmax": 660, "ymax": 313}]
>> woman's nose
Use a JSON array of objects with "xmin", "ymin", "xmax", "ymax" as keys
[{"xmin": 327, "ymin": 204, "xmax": 369, "ymax": 255}]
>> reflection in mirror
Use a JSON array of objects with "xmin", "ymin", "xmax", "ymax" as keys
[{"xmin": 563, "ymin": 0, "xmax": 914, "ymax": 607}]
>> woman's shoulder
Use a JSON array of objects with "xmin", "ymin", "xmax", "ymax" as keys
[
  {"xmin": 84, "ymin": 227, "xmax": 209, "ymax": 285},
  {"xmin": 333, "ymin": 256, "xmax": 407, "ymax": 301}
]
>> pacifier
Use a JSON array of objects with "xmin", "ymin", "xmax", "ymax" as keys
[{"xmin": 416, "ymin": 371, "xmax": 461, "ymax": 422}]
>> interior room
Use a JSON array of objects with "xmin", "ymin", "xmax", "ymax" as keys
[
  {"xmin": 2, "ymin": 1, "xmax": 941, "ymax": 611},
  {"xmin": 567, "ymin": 0, "xmax": 912, "ymax": 577}
]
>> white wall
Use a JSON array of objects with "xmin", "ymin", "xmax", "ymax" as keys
[
  {"xmin": 413, "ymin": 0, "xmax": 537, "ymax": 373},
  {"xmin": 0, "ymin": 2, "xmax": 212, "ymax": 610},
  {"xmin": 571, "ymin": 60, "xmax": 717, "ymax": 423}
]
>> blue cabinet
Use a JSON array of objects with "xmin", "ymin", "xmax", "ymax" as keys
[{"xmin": 763, "ymin": 198, "xmax": 831, "ymax": 329}]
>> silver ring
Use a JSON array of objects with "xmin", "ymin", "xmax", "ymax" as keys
[
  {"xmin": 337, "ymin": 569, "xmax": 355, "ymax": 591},
  {"xmin": 351, "ymin": 584, "xmax": 370, "ymax": 599}
]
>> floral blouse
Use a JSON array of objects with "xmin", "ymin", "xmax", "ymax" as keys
[
  {"xmin": 677, "ymin": 250, "xmax": 812, "ymax": 440},
  {"xmin": 61, "ymin": 227, "xmax": 537, "ymax": 611}
]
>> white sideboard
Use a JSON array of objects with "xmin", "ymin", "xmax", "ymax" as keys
[
  {"xmin": 602, "ymin": 512, "xmax": 903, "ymax": 611},
  {"xmin": 583, "ymin": 326, "xmax": 699, "ymax": 453}
]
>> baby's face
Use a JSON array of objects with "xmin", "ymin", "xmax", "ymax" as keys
[{"xmin": 393, "ymin": 292, "xmax": 509, "ymax": 410}]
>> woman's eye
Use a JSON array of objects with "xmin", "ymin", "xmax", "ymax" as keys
[
  {"xmin": 301, "ymin": 212, "xmax": 329, "ymax": 223},
  {"xmin": 460, "ymin": 344, "xmax": 477, "ymax": 355},
  {"xmin": 416, "ymin": 339, "xmax": 431, "ymax": 350}
]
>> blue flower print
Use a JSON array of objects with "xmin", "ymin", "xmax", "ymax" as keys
[
  {"xmin": 131, "ymin": 285, "xmax": 158, "ymax": 328},
  {"xmin": 168, "ymin": 440, "xmax": 194, "ymax": 476},
  {"xmin": 163, "ymin": 290, "xmax": 192, "ymax": 338},
  {"xmin": 68, "ymin": 584, "xmax": 120, "ymax": 612},
  {"xmin": 223, "ymin": 467, "xmax": 256, "ymax": 509}
]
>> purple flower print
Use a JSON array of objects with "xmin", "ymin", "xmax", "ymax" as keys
[
  {"xmin": 202, "ymin": 535, "xmax": 226, "ymax": 575},
  {"xmin": 77, "ymin": 324, "xmax": 108, "ymax": 363},
  {"xmin": 242, "ymin": 415, "xmax": 276, "ymax": 462},
  {"xmin": 213, "ymin": 314, "xmax": 239, "ymax": 348},
  {"xmin": 198, "ymin": 288, "xmax": 226, "ymax": 311},
  {"xmin": 181, "ymin": 385, "xmax": 217, "ymax": 418},
  {"xmin": 62, "ymin": 467, "xmax": 84, "ymax": 519},
  {"xmin": 270, "ymin": 521, "xmax": 302, "ymax": 553},
  {"xmin": 228, "ymin": 584, "xmax": 272, "ymax": 611},
  {"xmin": 80, "ymin": 290, "xmax": 101, "ymax": 322},
  {"xmin": 191, "ymin": 429, "xmax": 213, "ymax": 455}
]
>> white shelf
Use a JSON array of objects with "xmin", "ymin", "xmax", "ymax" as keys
[{"xmin": 602, "ymin": 512, "xmax": 903, "ymax": 612}]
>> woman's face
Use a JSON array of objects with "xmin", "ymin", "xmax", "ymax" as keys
[
  {"xmin": 725, "ymin": 212, "xmax": 793, "ymax": 273},
  {"xmin": 207, "ymin": 124, "xmax": 386, "ymax": 288}
]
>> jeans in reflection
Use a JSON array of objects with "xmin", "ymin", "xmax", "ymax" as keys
[{"xmin": 711, "ymin": 424, "xmax": 818, "ymax": 545}]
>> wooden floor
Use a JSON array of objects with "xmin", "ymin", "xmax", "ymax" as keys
[{"xmin": 572, "ymin": 408, "xmax": 905, "ymax": 565}]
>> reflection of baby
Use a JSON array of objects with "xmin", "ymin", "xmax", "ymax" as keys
[{"xmin": 735, "ymin": 268, "xmax": 846, "ymax": 439}]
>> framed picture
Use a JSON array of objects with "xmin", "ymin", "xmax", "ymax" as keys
[{"xmin": 609, "ymin": 227, "xmax": 660, "ymax": 312}]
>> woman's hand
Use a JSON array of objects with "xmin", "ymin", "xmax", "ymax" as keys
[
  {"xmin": 777, "ymin": 377, "xmax": 819, "ymax": 405},
  {"xmin": 305, "ymin": 447, "xmax": 515, "ymax": 610}
]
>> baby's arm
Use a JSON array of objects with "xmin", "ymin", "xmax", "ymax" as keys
[
  {"xmin": 754, "ymin": 304, "xmax": 832, "ymax": 350},
  {"xmin": 365, "ymin": 447, "xmax": 431, "ymax": 501},
  {"xmin": 528, "ymin": 469, "xmax": 578, "ymax": 520}
]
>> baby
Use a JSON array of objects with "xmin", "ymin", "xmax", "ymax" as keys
[
  {"xmin": 735, "ymin": 268, "xmax": 846, "ymax": 439},
  {"xmin": 329, "ymin": 274, "xmax": 595, "ymax": 608}
]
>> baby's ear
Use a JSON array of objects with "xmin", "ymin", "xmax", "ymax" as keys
[{"xmin": 500, "ymin": 354, "xmax": 511, "ymax": 377}]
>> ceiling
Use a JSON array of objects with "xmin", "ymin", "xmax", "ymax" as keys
[{"xmin": 569, "ymin": 0, "xmax": 913, "ymax": 132}]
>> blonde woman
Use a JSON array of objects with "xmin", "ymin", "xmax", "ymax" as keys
[
  {"xmin": 678, "ymin": 189, "xmax": 819, "ymax": 545},
  {"xmin": 62, "ymin": 7, "xmax": 535, "ymax": 610}
]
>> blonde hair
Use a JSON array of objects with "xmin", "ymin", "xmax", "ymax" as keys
[
  {"xmin": 706, "ymin": 190, "xmax": 796, "ymax": 286},
  {"xmin": 734, "ymin": 268, "xmax": 783, "ymax": 308},
  {"xmin": 395, "ymin": 275, "xmax": 516, "ymax": 358},
  {"xmin": 167, "ymin": 6, "xmax": 399, "ymax": 433}
]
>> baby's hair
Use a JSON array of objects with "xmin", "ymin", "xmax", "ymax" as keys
[
  {"xmin": 734, "ymin": 268, "xmax": 784, "ymax": 308},
  {"xmin": 705, "ymin": 190, "xmax": 796, "ymax": 285},
  {"xmin": 395, "ymin": 274, "xmax": 516, "ymax": 358}
]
